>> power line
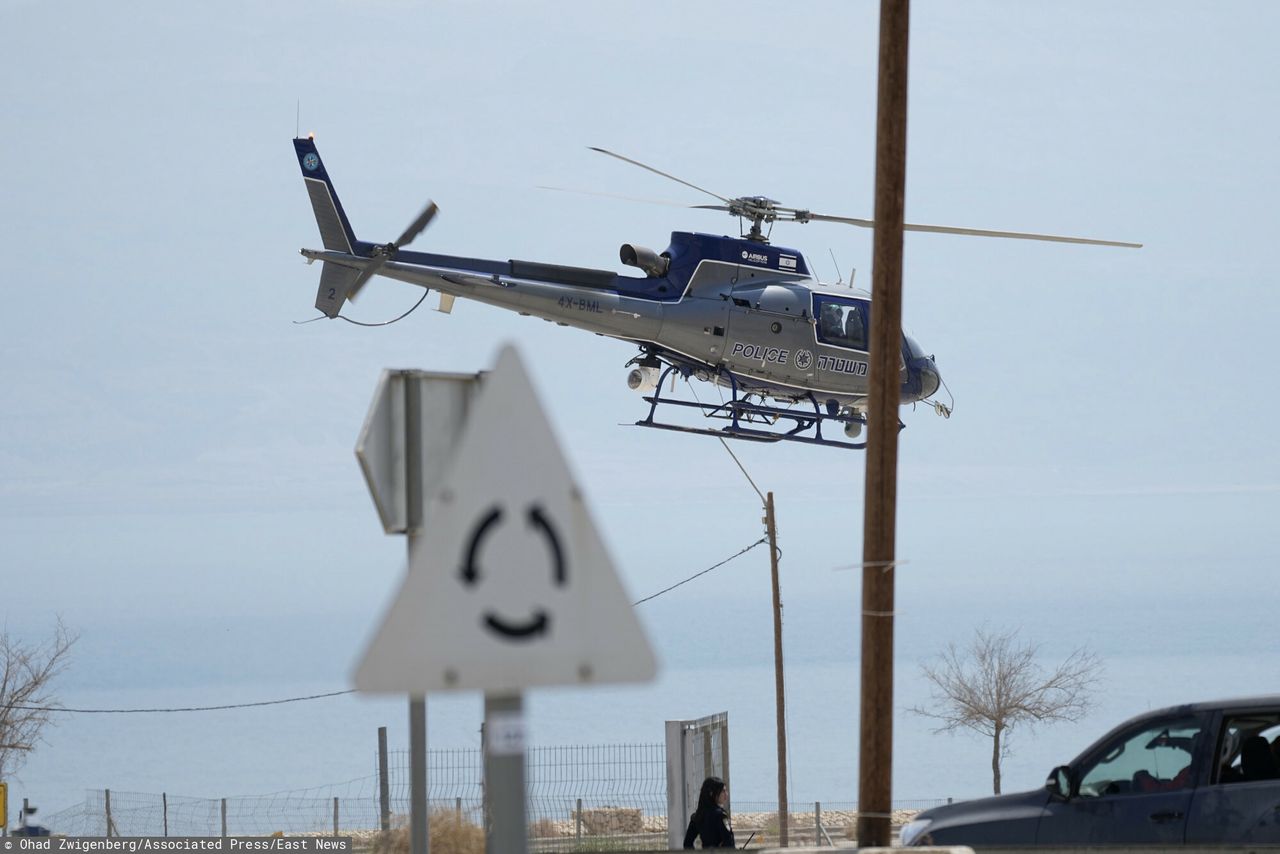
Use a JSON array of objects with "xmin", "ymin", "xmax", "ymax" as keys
[
  {"xmin": 4, "ymin": 689, "xmax": 355, "ymax": 715},
  {"xmin": 632, "ymin": 537, "xmax": 768, "ymax": 606},
  {"xmin": 7, "ymin": 540, "xmax": 770, "ymax": 715}
]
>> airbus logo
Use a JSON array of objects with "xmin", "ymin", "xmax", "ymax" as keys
[{"xmin": 741, "ymin": 250, "xmax": 770, "ymax": 265}]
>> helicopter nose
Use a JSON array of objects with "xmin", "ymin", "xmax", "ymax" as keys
[{"xmin": 908, "ymin": 356, "xmax": 941, "ymax": 401}]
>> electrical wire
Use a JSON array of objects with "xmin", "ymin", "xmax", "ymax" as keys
[
  {"xmin": 684, "ymin": 378, "xmax": 768, "ymax": 505},
  {"xmin": 10, "ymin": 541, "xmax": 771, "ymax": 713},
  {"xmin": 632, "ymin": 537, "xmax": 768, "ymax": 606},
  {"xmin": 5, "ymin": 689, "xmax": 356, "ymax": 715},
  {"xmin": 719, "ymin": 437, "xmax": 766, "ymax": 505}
]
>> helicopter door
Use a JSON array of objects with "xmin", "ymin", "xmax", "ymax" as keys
[
  {"xmin": 810, "ymin": 293, "xmax": 904, "ymax": 388},
  {"xmin": 723, "ymin": 286, "xmax": 813, "ymax": 385}
]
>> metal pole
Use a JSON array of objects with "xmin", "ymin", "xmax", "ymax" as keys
[
  {"xmin": 405, "ymin": 374, "xmax": 430, "ymax": 854},
  {"xmin": 857, "ymin": 0, "xmax": 910, "ymax": 848},
  {"xmin": 163, "ymin": 793, "xmax": 168, "ymax": 837},
  {"xmin": 378, "ymin": 726, "xmax": 392, "ymax": 834},
  {"xmin": 765, "ymin": 492, "xmax": 788, "ymax": 847},
  {"xmin": 221, "ymin": 798, "xmax": 228, "ymax": 838},
  {"xmin": 483, "ymin": 692, "xmax": 527, "ymax": 854},
  {"xmin": 480, "ymin": 722, "xmax": 488, "ymax": 834},
  {"xmin": 575, "ymin": 798, "xmax": 582, "ymax": 843},
  {"xmin": 333, "ymin": 797, "xmax": 339, "ymax": 837},
  {"xmin": 814, "ymin": 802, "xmax": 821, "ymax": 846},
  {"xmin": 104, "ymin": 791, "xmax": 112, "ymax": 838},
  {"xmin": 455, "ymin": 797, "xmax": 462, "ymax": 822}
]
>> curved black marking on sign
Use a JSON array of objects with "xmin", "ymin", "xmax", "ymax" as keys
[
  {"xmin": 484, "ymin": 610, "xmax": 549, "ymax": 640},
  {"xmin": 527, "ymin": 504, "xmax": 566, "ymax": 587},
  {"xmin": 461, "ymin": 505, "xmax": 503, "ymax": 586}
]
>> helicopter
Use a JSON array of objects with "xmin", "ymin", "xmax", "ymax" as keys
[{"xmin": 293, "ymin": 137, "xmax": 1139, "ymax": 450}]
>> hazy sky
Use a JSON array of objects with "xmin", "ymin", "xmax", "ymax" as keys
[{"xmin": 4, "ymin": 0, "xmax": 1279, "ymax": 813}]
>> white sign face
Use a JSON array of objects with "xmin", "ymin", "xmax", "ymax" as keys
[{"xmin": 354, "ymin": 345, "xmax": 658, "ymax": 693}]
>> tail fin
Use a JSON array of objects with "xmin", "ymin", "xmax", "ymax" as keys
[
  {"xmin": 295, "ymin": 137, "xmax": 363, "ymax": 316},
  {"xmin": 294, "ymin": 136, "xmax": 359, "ymax": 254},
  {"xmin": 314, "ymin": 261, "xmax": 362, "ymax": 318}
]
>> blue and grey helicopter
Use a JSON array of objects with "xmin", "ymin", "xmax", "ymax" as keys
[{"xmin": 294, "ymin": 137, "xmax": 1138, "ymax": 450}]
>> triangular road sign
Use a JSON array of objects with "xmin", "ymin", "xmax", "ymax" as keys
[{"xmin": 354, "ymin": 345, "xmax": 658, "ymax": 693}]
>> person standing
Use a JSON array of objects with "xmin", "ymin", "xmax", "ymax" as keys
[{"xmin": 683, "ymin": 776, "xmax": 735, "ymax": 849}]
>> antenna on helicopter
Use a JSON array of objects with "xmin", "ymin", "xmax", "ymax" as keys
[{"xmin": 828, "ymin": 249, "xmax": 844, "ymax": 286}]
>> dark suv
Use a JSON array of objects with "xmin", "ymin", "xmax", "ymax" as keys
[{"xmin": 902, "ymin": 695, "xmax": 1280, "ymax": 846}]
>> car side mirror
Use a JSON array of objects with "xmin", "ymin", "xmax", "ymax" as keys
[{"xmin": 1045, "ymin": 765, "xmax": 1073, "ymax": 800}]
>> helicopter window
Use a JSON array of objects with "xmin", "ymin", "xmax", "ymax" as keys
[{"xmin": 813, "ymin": 295, "xmax": 870, "ymax": 352}]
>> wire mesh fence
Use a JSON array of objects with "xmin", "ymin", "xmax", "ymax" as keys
[
  {"xmin": 724, "ymin": 799, "xmax": 949, "ymax": 848},
  {"xmin": 39, "ymin": 742, "xmax": 948, "ymax": 850}
]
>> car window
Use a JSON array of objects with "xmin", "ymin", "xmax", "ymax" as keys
[
  {"xmin": 1214, "ymin": 711, "xmax": 1280, "ymax": 785},
  {"xmin": 1077, "ymin": 716, "xmax": 1204, "ymax": 798}
]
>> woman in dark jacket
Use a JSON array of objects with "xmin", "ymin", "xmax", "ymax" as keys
[{"xmin": 683, "ymin": 776, "xmax": 735, "ymax": 848}]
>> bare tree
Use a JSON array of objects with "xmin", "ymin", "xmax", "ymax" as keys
[
  {"xmin": 0, "ymin": 619, "xmax": 77, "ymax": 778},
  {"xmin": 910, "ymin": 626, "xmax": 1101, "ymax": 795}
]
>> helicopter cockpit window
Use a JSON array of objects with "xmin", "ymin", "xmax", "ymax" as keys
[{"xmin": 813, "ymin": 295, "xmax": 870, "ymax": 351}]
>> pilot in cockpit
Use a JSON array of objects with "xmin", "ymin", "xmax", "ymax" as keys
[
  {"xmin": 820, "ymin": 303, "xmax": 844, "ymax": 343},
  {"xmin": 844, "ymin": 305, "xmax": 867, "ymax": 350}
]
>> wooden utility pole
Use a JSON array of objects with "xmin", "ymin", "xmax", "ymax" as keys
[
  {"xmin": 765, "ymin": 492, "xmax": 788, "ymax": 846},
  {"xmin": 857, "ymin": 0, "xmax": 910, "ymax": 848}
]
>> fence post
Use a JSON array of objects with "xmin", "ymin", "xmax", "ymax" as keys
[
  {"xmin": 815, "ymin": 801, "xmax": 821, "ymax": 846},
  {"xmin": 333, "ymin": 797, "xmax": 339, "ymax": 837},
  {"xmin": 378, "ymin": 726, "xmax": 391, "ymax": 834},
  {"xmin": 105, "ymin": 790, "xmax": 113, "ymax": 838},
  {"xmin": 575, "ymin": 798, "xmax": 582, "ymax": 843},
  {"xmin": 455, "ymin": 798, "xmax": 461, "ymax": 822},
  {"xmin": 163, "ymin": 793, "xmax": 169, "ymax": 838},
  {"xmin": 221, "ymin": 798, "xmax": 227, "ymax": 838}
]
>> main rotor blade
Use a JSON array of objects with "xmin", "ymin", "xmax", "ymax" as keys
[
  {"xmin": 394, "ymin": 201, "xmax": 439, "ymax": 249},
  {"xmin": 804, "ymin": 212, "xmax": 874, "ymax": 228},
  {"xmin": 805, "ymin": 212, "xmax": 1142, "ymax": 248},
  {"xmin": 538, "ymin": 185, "xmax": 695, "ymax": 208},
  {"xmin": 902, "ymin": 221, "xmax": 1141, "ymax": 248},
  {"xmin": 588, "ymin": 147, "xmax": 731, "ymax": 204}
]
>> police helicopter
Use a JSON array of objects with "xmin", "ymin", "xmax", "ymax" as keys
[{"xmin": 293, "ymin": 137, "xmax": 1139, "ymax": 450}]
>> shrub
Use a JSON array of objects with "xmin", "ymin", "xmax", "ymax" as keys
[{"xmin": 371, "ymin": 811, "xmax": 483, "ymax": 854}]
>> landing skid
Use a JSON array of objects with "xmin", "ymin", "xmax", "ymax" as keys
[{"xmin": 635, "ymin": 365, "xmax": 895, "ymax": 451}]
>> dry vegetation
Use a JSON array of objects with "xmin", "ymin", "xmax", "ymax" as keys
[
  {"xmin": 369, "ymin": 811, "xmax": 484, "ymax": 854},
  {"xmin": 320, "ymin": 805, "xmax": 921, "ymax": 850}
]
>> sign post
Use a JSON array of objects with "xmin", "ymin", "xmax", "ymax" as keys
[
  {"xmin": 356, "ymin": 345, "xmax": 657, "ymax": 854},
  {"xmin": 356, "ymin": 367, "xmax": 482, "ymax": 854},
  {"xmin": 483, "ymin": 693, "xmax": 527, "ymax": 853}
]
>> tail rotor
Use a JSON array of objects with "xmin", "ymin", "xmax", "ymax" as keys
[{"xmin": 346, "ymin": 201, "xmax": 439, "ymax": 301}]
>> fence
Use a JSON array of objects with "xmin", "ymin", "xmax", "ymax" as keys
[{"xmin": 40, "ymin": 743, "xmax": 948, "ymax": 850}]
